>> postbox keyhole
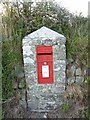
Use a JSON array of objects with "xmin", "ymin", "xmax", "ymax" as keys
[{"xmin": 44, "ymin": 62, "xmax": 47, "ymax": 65}]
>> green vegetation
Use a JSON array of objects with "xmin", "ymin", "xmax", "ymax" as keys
[
  {"xmin": 1, "ymin": 1, "xmax": 88, "ymax": 101},
  {"xmin": 0, "ymin": 109, "xmax": 5, "ymax": 120},
  {"xmin": 61, "ymin": 102, "xmax": 71, "ymax": 113},
  {"xmin": 85, "ymin": 111, "xmax": 90, "ymax": 120}
]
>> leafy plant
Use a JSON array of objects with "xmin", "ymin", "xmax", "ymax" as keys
[
  {"xmin": 61, "ymin": 103, "xmax": 71, "ymax": 113},
  {"xmin": 83, "ymin": 76, "xmax": 90, "ymax": 84},
  {"xmin": 85, "ymin": 111, "xmax": 90, "ymax": 120}
]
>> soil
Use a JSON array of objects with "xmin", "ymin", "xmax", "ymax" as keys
[{"xmin": 2, "ymin": 98, "xmax": 88, "ymax": 119}]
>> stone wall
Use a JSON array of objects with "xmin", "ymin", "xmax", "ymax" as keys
[
  {"xmin": 21, "ymin": 27, "xmax": 87, "ymax": 112},
  {"xmin": 67, "ymin": 59, "xmax": 87, "ymax": 84},
  {"xmin": 22, "ymin": 34, "xmax": 66, "ymax": 111}
]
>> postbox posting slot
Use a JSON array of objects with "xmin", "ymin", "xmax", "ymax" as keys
[{"xmin": 37, "ymin": 53, "xmax": 52, "ymax": 55}]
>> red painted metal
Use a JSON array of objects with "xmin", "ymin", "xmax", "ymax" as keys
[{"xmin": 36, "ymin": 46, "xmax": 54, "ymax": 84}]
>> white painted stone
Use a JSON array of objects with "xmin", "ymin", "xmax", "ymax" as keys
[
  {"xmin": 70, "ymin": 65, "xmax": 76, "ymax": 77},
  {"xmin": 43, "ymin": 113, "xmax": 47, "ymax": 118},
  {"xmin": 76, "ymin": 76, "xmax": 84, "ymax": 83},
  {"xmin": 76, "ymin": 68, "xmax": 82, "ymax": 76},
  {"xmin": 54, "ymin": 67, "xmax": 60, "ymax": 72},
  {"xmin": 24, "ymin": 57, "xmax": 34, "ymax": 64},
  {"xmin": 47, "ymin": 101, "xmax": 55, "ymax": 105},
  {"xmin": 23, "ymin": 46, "xmax": 33, "ymax": 55},
  {"xmin": 27, "ymin": 26, "xmax": 66, "ymax": 41}
]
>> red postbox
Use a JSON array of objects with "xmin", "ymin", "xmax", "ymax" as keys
[{"xmin": 36, "ymin": 46, "xmax": 54, "ymax": 84}]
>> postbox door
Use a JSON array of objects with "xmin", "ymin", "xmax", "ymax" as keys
[{"xmin": 36, "ymin": 46, "xmax": 54, "ymax": 84}]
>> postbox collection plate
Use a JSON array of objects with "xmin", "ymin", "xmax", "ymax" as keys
[
  {"xmin": 36, "ymin": 46, "xmax": 54, "ymax": 84},
  {"xmin": 42, "ymin": 65, "xmax": 49, "ymax": 78}
]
